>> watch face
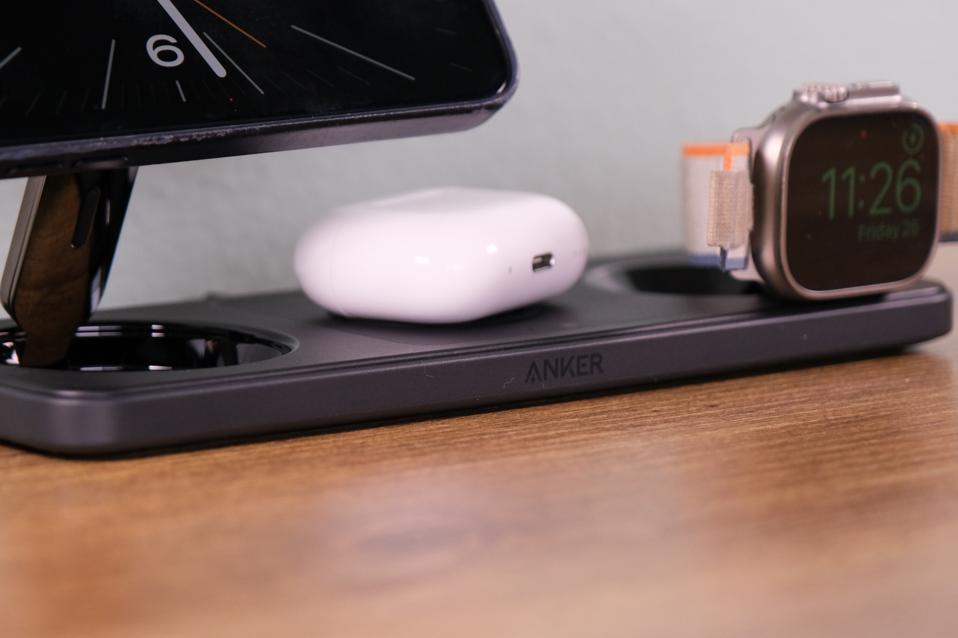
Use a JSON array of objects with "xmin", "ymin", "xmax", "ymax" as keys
[
  {"xmin": 785, "ymin": 111, "xmax": 939, "ymax": 292},
  {"xmin": 0, "ymin": 1, "xmax": 510, "ymax": 146}
]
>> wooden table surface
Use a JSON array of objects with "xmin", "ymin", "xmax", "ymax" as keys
[{"xmin": 4, "ymin": 249, "xmax": 958, "ymax": 638}]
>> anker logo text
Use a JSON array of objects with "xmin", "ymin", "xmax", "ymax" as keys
[{"xmin": 525, "ymin": 353, "xmax": 604, "ymax": 384}]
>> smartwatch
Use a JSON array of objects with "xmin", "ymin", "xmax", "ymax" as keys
[{"xmin": 682, "ymin": 81, "xmax": 958, "ymax": 300}]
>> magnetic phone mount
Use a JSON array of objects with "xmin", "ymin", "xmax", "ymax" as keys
[
  {"xmin": 0, "ymin": 170, "xmax": 290, "ymax": 370},
  {"xmin": 0, "ymin": 169, "xmax": 135, "ymax": 367}
]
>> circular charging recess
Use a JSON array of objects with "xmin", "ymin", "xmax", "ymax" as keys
[
  {"xmin": 587, "ymin": 261, "xmax": 764, "ymax": 296},
  {"xmin": 0, "ymin": 322, "xmax": 295, "ymax": 372},
  {"xmin": 624, "ymin": 265, "xmax": 762, "ymax": 296}
]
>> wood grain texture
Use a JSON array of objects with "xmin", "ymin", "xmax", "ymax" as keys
[{"xmin": 3, "ymin": 249, "xmax": 958, "ymax": 638}]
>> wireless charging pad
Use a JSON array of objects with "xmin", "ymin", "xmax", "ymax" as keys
[{"xmin": 0, "ymin": 252, "xmax": 950, "ymax": 456}]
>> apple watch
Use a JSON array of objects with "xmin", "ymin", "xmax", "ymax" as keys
[{"xmin": 682, "ymin": 81, "xmax": 958, "ymax": 300}]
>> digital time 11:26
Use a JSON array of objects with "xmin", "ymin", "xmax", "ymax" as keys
[{"xmin": 820, "ymin": 160, "xmax": 922, "ymax": 220}]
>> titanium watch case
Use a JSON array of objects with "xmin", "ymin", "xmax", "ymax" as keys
[{"xmin": 732, "ymin": 82, "xmax": 941, "ymax": 300}]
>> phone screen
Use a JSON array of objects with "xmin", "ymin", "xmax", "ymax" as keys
[{"xmin": 0, "ymin": 1, "xmax": 511, "ymax": 146}]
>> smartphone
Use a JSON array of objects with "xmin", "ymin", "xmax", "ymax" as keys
[{"xmin": 0, "ymin": 0, "xmax": 516, "ymax": 177}]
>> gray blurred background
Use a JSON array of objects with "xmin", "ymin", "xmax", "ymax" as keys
[{"xmin": 0, "ymin": 0, "xmax": 956, "ymax": 311}]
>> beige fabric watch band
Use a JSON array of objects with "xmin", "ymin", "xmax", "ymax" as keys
[
  {"xmin": 681, "ymin": 142, "xmax": 753, "ymax": 271},
  {"xmin": 683, "ymin": 125, "xmax": 958, "ymax": 270}
]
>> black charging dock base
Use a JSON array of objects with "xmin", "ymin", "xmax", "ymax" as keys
[{"xmin": 0, "ymin": 252, "xmax": 950, "ymax": 457}]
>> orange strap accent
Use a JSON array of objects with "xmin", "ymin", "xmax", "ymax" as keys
[{"xmin": 682, "ymin": 143, "xmax": 750, "ymax": 172}]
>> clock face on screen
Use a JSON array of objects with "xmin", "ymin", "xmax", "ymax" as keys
[
  {"xmin": 785, "ymin": 112, "xmax": 939, "ymax": 291},
  {"xmin": 0, "ymin": 1, "xmax": 510, "ymax": 145}
]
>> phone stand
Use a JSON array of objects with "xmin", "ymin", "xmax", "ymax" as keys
[
  {"xmin": 1, "ymin": 169, "xmax": 137, "ymax": 366},
  {"xmin": 1, "ymin": 169, "xmax": 293, "ymax": 370}
]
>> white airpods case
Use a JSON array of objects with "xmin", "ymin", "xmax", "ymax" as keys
[{"xmin": 294, "ymin": 188, "xmax": 590, "ymax": 324}]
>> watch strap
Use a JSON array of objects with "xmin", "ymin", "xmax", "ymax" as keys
[
  {"xmin": 940, "ymin": 124, "xmax": 958, "ymax": 241},
  {"xmin": 681, "ymin": 142, "xmax": 752, "ymax": 270},
  {"xmin": 684, "ymin": 124, "xmax": 958, "ymax": 263}
]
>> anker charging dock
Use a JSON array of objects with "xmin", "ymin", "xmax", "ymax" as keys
[{"xmin": 0, "ymin": 252, "xmax": 950, "ymax": 456}]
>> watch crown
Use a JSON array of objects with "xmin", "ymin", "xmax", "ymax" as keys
[
  {"xmin": 794, "ymin": 83, "xmax": 849, "ymax": 104},
  {"xmin": 794, "ymin": 81, "xmax": 901, "ymax": 105}
]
